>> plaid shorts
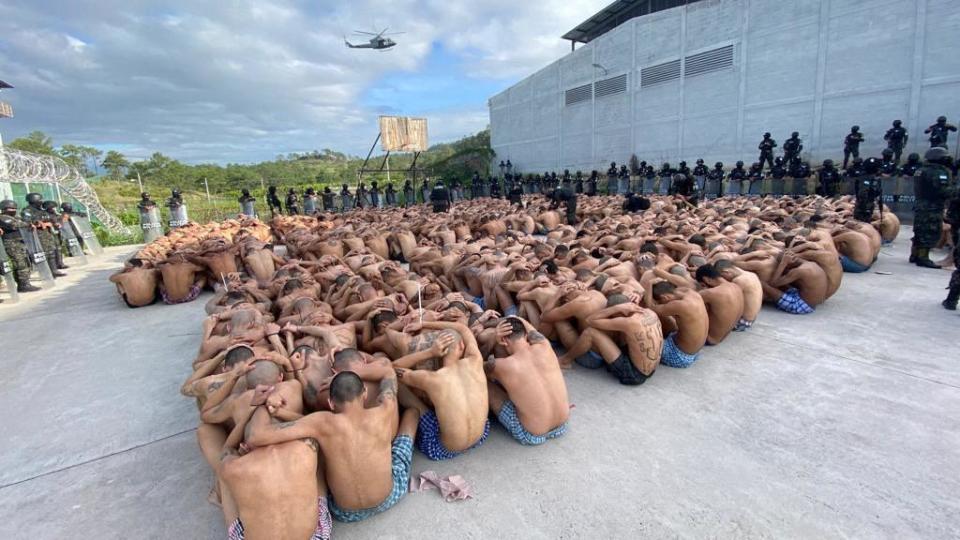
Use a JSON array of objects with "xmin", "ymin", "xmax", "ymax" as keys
[
  {"xmin": 329, "ymin": 435, "xmax": 413, "ymax": 522},
  {"xmin": 416, "ymin": 410, "xmax": 489, "ymax": 461},
  {"xmin": 776, "ymin": 288, "xmax": 814, "ymax": 314},
  {"xmin": 497, "ymin": 399, "xmax": 567, "ymax": 445},
  {"xmin": 228, "ymin": 496, "xmax": 332, "ymax": 539}
]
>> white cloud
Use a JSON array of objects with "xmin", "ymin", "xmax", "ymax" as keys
[{"xmin": 0, "ymin": 0, "xmax": 608, "ymax": 163}]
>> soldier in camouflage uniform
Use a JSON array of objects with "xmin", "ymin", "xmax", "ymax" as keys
[
  {"xmin": 21, "ymin": 193, "xmax": 66, "ymax": 277},
  {"xmin": 0, "ymin": 199, "xmax": 42, "ymax": 292},
  {"xmin": 943, "ymin": 193, "xmax": 960, "ymax": 310},
  {"xmin": 910, "ymin": 148, "xmax": 954, "ymax": 268},
  {"xmin": 853, "ymin": 157, "xmax": 883, "ymax": 223}
]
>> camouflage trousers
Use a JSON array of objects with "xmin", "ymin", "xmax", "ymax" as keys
[
  {"xmin": 2, "ymin": 237, "xmax": 32, "ymax": 285},
  {"xmin": 950, "ymin": 231, "xmax": 960, "ymax": 292},
  {"xmin": 38, "ymin": 229, "xmax": 61, "ymax": 266},
  {"xmin": 912, "ymin": 204, "xmax": 943, "ymax": 249}
]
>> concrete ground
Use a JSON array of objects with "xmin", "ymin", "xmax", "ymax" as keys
[{"xmin": 0, "ymin": 229, "xmax": 958, "ymax": 539}]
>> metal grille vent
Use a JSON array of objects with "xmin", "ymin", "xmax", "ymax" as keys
[
  {"xmin": 594, "ymin": 74, "xmax": 627, "ymax": 98},
  {"xmin": 640, "ymin": 59, "xmax": 681, "ymax": 88},
  {"xmin": 684, "ymin": 44, "xmax": 734, "ymax": 78},
  {"xmin": 564, "ymin": 83, "xmax": 593, "ymax": 106}
]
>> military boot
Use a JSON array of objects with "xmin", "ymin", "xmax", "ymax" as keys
[
  {"xmin": 944, "ymin": 283, "xmax": 960, "ymax": 311},
  {"xmin": 909, "ymin": 241, "xmax": 917, "ymax": 263},
  {"xmin": 18, "ymin": 283, "xmax": 41, "ymax": 292},
  {"xmin": 915, "ymin": 248, "xmax": 942, "ymax": 269}
]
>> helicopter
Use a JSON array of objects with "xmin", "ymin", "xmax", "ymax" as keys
[{"xmin": 344, "ymin": 28, "xmax": 404, "ymax": 50}]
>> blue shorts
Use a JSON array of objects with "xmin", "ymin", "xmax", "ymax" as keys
[
  {"xmin": 504, "ymin": 304, "xmax": 518, "ymax": 317},
  {"xmin": 575, "ymin": 350, "xmax": 605, "ymax": 369},
  {"xmin": 734, "ymin": 318, "xmax": 754, "ymax": 332},
  {"xmin": 469, "ymin": 296, "xmax": 485, "ymax": 310},
  {"xmin": 660, "ymin": 332, "xmax": 699, "ymax": 368},
  {"xmin": 415, "ymin": 410, "xmax": 489, "ymax": 461},
  {"xmin": 776, "ymin": 288, "xmax": 814, "ymax": 314},
  {"xmin": 496, "ymin": 399, "xmax": 567, "ymax": 445},
  {"xmin": 839, "ymin": 254, "xmax": 871, "ymax": 273},
  {"xmin": 329, "ymin": 435, "xmax": 413, "ymax": 522}
]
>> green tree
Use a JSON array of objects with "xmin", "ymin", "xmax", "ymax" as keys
[
  {"xmin": 7, "ymin": 131, "xmax": 55, "ymax": 155},
  {"xmin": 58, "ymin": 144, "xmax": 102, "ymax": 176},
  {"xmin": 102, "ymin": 150, "xmax": 130, "ymax": 180}
]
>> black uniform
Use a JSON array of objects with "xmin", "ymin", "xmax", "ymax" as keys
[
  {"xmin": 782, "ymin": 133, "xmax": 803, "ymax": 164},
  {"xmin": 266, "ymin": 187, "xmax": 283, "ymax": 216},
  {"xmin": 586, "ymin": 171, "xmax": 598, "ymax": 196},
  {"xmin": 818, "ymin": 162, "xmax": 842, "ymax": 197},
  {"xmin": 925, "ymin": 117, "xmax": 958, "ymax": 149},
  {"xmin": 943, "ymin": 194, "xmax": 960, "ymax": 309},
  {"xmin": 430, "ymin": 183, "xmax": 451, "ymax": 213},
  {"xmin": 884, "ymin": 121, "xmax": 909, "ymax": 164},
  {"xmin": 912, "ymin": 159, "xmax": 952, "ymax": 252},
  {"xmin": 285, "ymin": 190, "xmax": 300, "ymax": 215},
  {"xmin": 321, "ymin": 188, "xmax": 335, "ymax": 211},
  {"xmin": 385, "ymin": 184, "xmax": 397, "ymax": 207},
  {"xmin": 758, "ymin": 134, "xmax": 777, "ymax": 170},
  {"xmin": 843, "ymin": 128, "xmax": 864, "ymax": 169},
  {"xmin": 403, "ymin": 181, "xmax": 415, "ymax": 207},
  {"xmin": 854, "ymin": 159, "xmax": 883, "ymax": 223}
]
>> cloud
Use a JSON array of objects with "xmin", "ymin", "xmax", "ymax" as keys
[{"xmin": 0, "ymin": 0, "xmax": 608, "ymax": 163}]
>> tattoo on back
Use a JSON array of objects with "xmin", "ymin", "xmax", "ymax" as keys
[
  {"xmin": 303, "ymin": 437, "xmax": 320, "ymax": 452},
  {"xmin": 379, "ymin": 377, "xmax": 398, "ymax": 400},
  {"xmin": 207, "ymin": 381, "xmax": 224, "ymax": 393},
  {"xmin": 277, "ymin": 420, "xmax": 297, "ymax": 429},
  {"xmin": 528, "ymin": 331, "xmax": 547, "ymax": 344}
]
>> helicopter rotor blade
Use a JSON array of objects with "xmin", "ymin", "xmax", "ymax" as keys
[{"xmin": 353, "ymin": 30, "xmax": 379, "ymax": 35}]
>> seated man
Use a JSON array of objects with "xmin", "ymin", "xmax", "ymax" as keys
[
  {"xmin": 646, "ymin": 281, "xmax": 708, "ymax": 369},
  {"xmin": 157, "ymin": 252, "xmax": 206, "ymax": 304},
  {"xmin": 397, "ymin": 321, "xmax": 490, "ymax": 461},
  {"xmin": 218, "ymin": 381, "xmax": 331, "ymax": 540},
  {"xmin": 486, "ymin": 317, "xmax": 570, "ymax": 444},
  {"xmin": 246, "ymin": 365, "xmax": 418, "ymax": 523},
  {"xmin": 832, "ymin": 225, "xmax": 875, "ymax": 273},
  {"xmin": 765, "ymin": 252, "xmax": 827, "ymax": 313},
  {"xmin": 695, "ymin": 263, "xmax": 744, "ymax": 345},
  {"xmin": 714, "ymin": 259, "xmax": 762, "ymax": 331},
  {"xmin": 108, "ymin": 258, "xmax": 159, "ymax": 308}
]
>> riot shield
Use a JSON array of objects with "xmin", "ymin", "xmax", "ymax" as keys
[
  {"xmin": 60, "ymin": 219, "xmax": 89, "ymax": 266},
  {"xmin": 726, "ymin": 179, "xmax": 742, "ymax": 196},
  {"xmin": 0, "ymin": 241, "xmax": 19, "ymax": 303},
  {"xmin": 240, "ymin": 199, "xmax": 257, "ymax": 217},
  {"xmin": 139, "ymin": 206, "xmax": 163, "ymax": 244},
  {"xmin": 704, "ymin": 178, "xmax": 721, "ymax": 199},
  {"xmin": 303, "ymin": 196, "xmax": 317, "ymax": 215},
  {"xmin": 896, "ymin": 176, "xmax": 915, "ymax": 221},
  {"xmin": 642, "ymin": 177, "xmax": 656, "ymax": 194},
  {"xmin": 168, "ymin": 204, "xmax": 189, "ymax": 229},
  {"xmin": 617, "ymin": 177, "xmax": 629, "ymax": 195},
  {"xmin": 747, "ymin": 179, "xmax": 763, "ymax": 196},
  {"xmin": 421, "ymin": 187, "xmax": 430, "ymax": 203},
  {"xmin": 693, "ymin": 175, "xmax": 706, "ymax": 195},
  {"xmin": 881, "ymin": 176, "xmax": 897, "ymax": 213},
  {"xmin": 770, "ymin": 179, "xmax": 785, "ymax": 197},
  {"xmin": 839, "ymin": 178, "xmax": 855, "ymax": 196},
  {"xmin": 658, "ymin": 176, "xmax": 672, "ymax": 195},
  {"xmin": 18, "ymin": 226, "xmax": 55, "ymax": 288},
  {"xmin": 68, "ymin": 215, "xmax": 104, "ymax": 255}
]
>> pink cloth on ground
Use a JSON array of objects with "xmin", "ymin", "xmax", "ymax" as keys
[{"xmin": 409, "ymin": 470, "xmax": 474, "ymax": 502}]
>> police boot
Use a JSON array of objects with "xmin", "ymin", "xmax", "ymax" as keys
[
  {"xmin": 943, "ymin": 285, "xmax": 959, "ymax": 310},
  {"xmin": 908, "ymin": 242, "xmax": 918, "ymax": 263},
  {"xmin": 914, "ymin": 248, "xmax": 942, "ymax": 269},
  {"xmin": 56, "ymin": 249, "xmax": 69, "ymax": 269},
  {"xmin": 18, "ymin": 282, "xmax": 41, "ymax": 292}
]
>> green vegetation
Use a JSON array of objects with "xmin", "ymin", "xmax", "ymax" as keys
[{"xmin": 5, "ymin": 128, "xmax": 495, "ymax": 245}]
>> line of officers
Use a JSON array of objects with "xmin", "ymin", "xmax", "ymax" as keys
[
  {"xmin": 0, "ymin": 193, "xmax": 82, "ymax": 297},
  {"xmin": 259, "ymin": 181, "xmax": 435, "ymax": 216}
]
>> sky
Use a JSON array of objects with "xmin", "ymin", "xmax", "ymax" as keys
[{"xmin": 0, "ymin": 0, "xmax": 609, "ymax": 164}]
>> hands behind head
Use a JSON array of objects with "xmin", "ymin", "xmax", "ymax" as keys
[
  {"xmin": 431, "ymin": 332, "xmax": 456, "ymax": 356},
  {"xmin": 250, "ymin": 384, "xmax": 276, "ymax": 406}
]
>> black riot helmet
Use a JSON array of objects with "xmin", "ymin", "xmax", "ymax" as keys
[
  {"xmin": 0, "ymin": 199, "xmax": 17, "ymax": 213},
  {"xmin": 892, "ymin": 120, "xmax": 902, "ymax": 127},
  {"xmin": 610, "ymin": 162, "xmax": 616, "ymax": 168},
  {"xmin": 763, "ymin": 132, "xmax": 771, "ymax": 138},
  {"xmin": 679, "ymin": 161, "xmax": 687, "ymax": 168},
  {"xmin": 60, "ymin": 202, "xmax": 74, "ymax": 213},
  {"xmin": 925, "ymin": 146, "xmax": 951, "ymax": 164},
  {"xmin": 881, "ymin": 148, "xmax": 893, "ymax": 159},
  {"xmin": 241, "ymin": 188, "xmax": 250, "ymax": 196},
  {"xmin": 26, "ymin": 192, "xmax": 43, "ymax": 206},
  {"xmin": 696, "ymin": 159, "xmax": 704, "ymax": 165},
  {"xmin": 791, "ymin": 131, "xmax": 799, "ymax": 138},
  {"xmin": 661, "ymin": 162, "xmax": 671, "ymax": 170},
  {"xmin": 171, "ymin": 188, "xmax": 181, "ymax": 197},
  {"xmin": 774, "ymin": 156, "xmax": 783, "ymax": 166},
  {"xmin": 141, "ymin": 191, "xmax": 150, "ymax": 200},
  {"xmin": 268, "ymin": 185, "xmax": 278, "ymax": 194},
  {"xmin": 714, "ymin": 162, "xmax": 723, "ymax": 169},
  {"xmin": 937, "ymin": 116, "xmax": 947, "ymax": 124},
  {"xmin": 42, "ymin": 200, "xmax": 58, "ymax": 212},
  {"xmin": 735, "ymin": 161, "xmax": 744, "ymax": 168},
  {"xmin": 823, "ymin": 159, "xmax": 834, "ymax": 168},
  {"xmin": 906, "ymin": 152, "xmax": 920, "ymax": 163},
  {"xmin": 863, "ymin": 157, "xmax": 881, "ymax": 175},
  {"xmin": 851, "ymin": 125, "xmax": 860, "ymax": 133}
]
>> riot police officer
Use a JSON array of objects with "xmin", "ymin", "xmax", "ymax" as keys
[
  {"xmin": 843, "ymin": 126, "xmax": 864, "ymax": 169},
  {"xmin": 606, "ymin": 162, "xmax": 618, "ymax": 195},
  {"xmin": 22, "ymin": 193, "xmax": 65, "ymax": 277},
  {"xmin": 303, "ymin": 187, "xmax": 318, "ymax": 214},
  {"xmin": 770, "ymin": 157, "xmax": 787, "ymax": 179},
  {"xmin": 402, "ymin": 180, "xmax": 414, "ymax": 207},
  {"xmin": 490, "ymin": 176, "xmax": 501, "ymax": 199},
  {"xmin": 669, "ymin": 172, "xmax": 698, "ymax": 206},
  {"xmin": 507, "ymin": 179, "xmax": 523, "ymax": 206},
  {"xmin": 60, "ymin": 202, "xmax": 86, "ymax": 218},
  {"xmin": 924, "ymin": 116, "xmax": 957, "ymax": 149},
  {"xmin": 747, "ymin": 162, "xmax": 764, "ymax": 194},
  {"xmin": 1, "ymin": 200, "xmax": 41, "ymax": 292},
  {"xmin": 340, "ymin": 184, "xmax": 353, "ymax": 211},
  {"xmin": 384, "ymin": 183, "xmax": 397, "ymax": 207},
  {"xmin": 355, "ymin": 183, "xmax": 368, "ymax": 209},
  {"xmin": 758, "ymin": 132, "xmax": 776, "ymax": 170},
  {"xmin": 707, "ymin": 162, "xmax": 725, "ymax": 198},
  {"xmin": 900, "ymin": 152, "xmax": 922, "ymax": 177},
  {"xmin": 42, "ymin": 200, "xmax": 69, "ymax": 270},
  {"xmin": 911, "ymin": 146, "xmax": 954, "ymax": 268},
  {"xmin": 285, "ymin": 188, "xmax": 300, "ymax": 215},
  {"xmin": 618, "ymin": 164, "xmax": 630, "ymax": 194},
  {"xmin": 783, "ymin": 132, "xmax": 803, "ymax": 164},
  {"xmin": 884, "ymin": 120, "xmax": 909, "ymax": 164},
  {"xmin": 818, "ymin": 159, "xmax": 842, "ymax": 197},
  {"xmin": 586, "ymin": 170, "xmax": 598, "ymax": 196},
  {"xmin": 879, "ymin": 148, "xmax": 898, "ymax": 175},
  {"xmin": 692, "ymin": 159, "xmax": 709, "ymax": 177},
  {"xmin": 574, "ymin": 171, "xmax": 584, "ymax": 194},
  {"xmin": 238, "ymin": 189, "xmax": 256, "ymax": 206},
  {"xmin": 854, "ymin": 157, "xmax": 883, "ymax": 223},
  {"xmin": 321, "ymin": 186, "xmax": 335, "ymax": 211},
  {"xmin": 266, "ymin": 186, "xmax": 283, "ymax": 216},
  {"xmin": 369, "ymin": 181, "xmax": 382, "ymax": 208},
  {"xmin": 728, "ymin": 161, "xmax": 746, "ymax": 194},
  {"xmin": 429, "ymin": 180, "xmax": 451, "ymax": 213}
]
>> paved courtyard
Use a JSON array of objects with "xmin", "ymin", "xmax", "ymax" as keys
[{"xmin": 0, "ymin": 229, "xmax": 958, "ymax": 539}]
